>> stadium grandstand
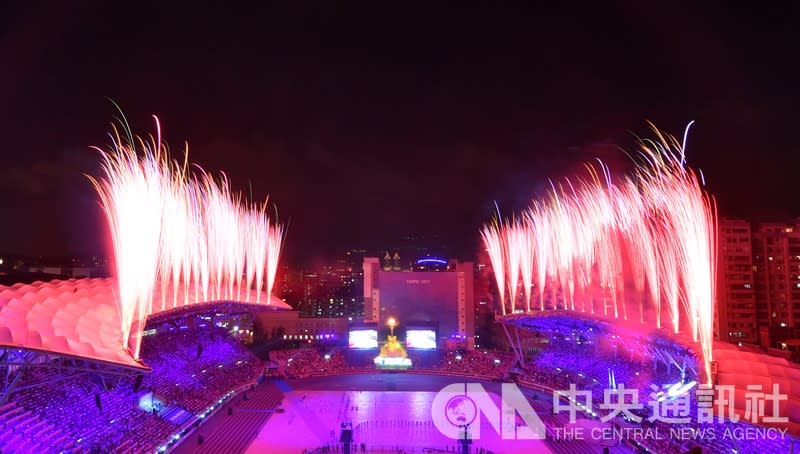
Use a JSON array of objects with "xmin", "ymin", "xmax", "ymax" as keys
[
  {"xmin": 0, "ymin": 276, "xmax": 290, "ymax": 453},
  {"xmin": 500, "ymin": 312, "xmax": 800, "ymax": 454},
  {"xmin": 2, "ymin": 276, "xmax": 800, "ymax": 452},
  {"xmin": 0, "ymin": 278, "xmax": 290, "ymax": 372},
  {"xmin": 2, "ymin": 120, "xmax": 798, "ymax": 453},
  {"xmin": 247, "ymin": 312, "xmax": 798, "ymax": 454}
]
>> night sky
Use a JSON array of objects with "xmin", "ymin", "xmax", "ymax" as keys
[{"xmin": 1, "ymin": 2, "xmax": 798, "ymax": 265}]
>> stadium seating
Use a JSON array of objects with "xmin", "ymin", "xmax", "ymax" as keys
[
  {"xmin": 433, "ymin": 350, "xmax": 514, "ymax": 380},
  {"xmin": 512, "ymin": 317, "xmax": 797, "ymax": 454},
  {"xmin": 0, "ymin": 325, "xmax": 266, "ymax": 453},
  {"xmin": 3, "ymin": 317, "xmax": 797, "ymax": 454},
  {"xmin": 191, "ymin": 381, "xmax": 284, "ymax": 453},
  {"xmin": 269, "ymin": 348, "xmax": 350, "ymax": 378}
]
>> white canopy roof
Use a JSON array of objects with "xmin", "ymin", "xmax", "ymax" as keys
[
  {"xmin": 715, "ymin": 342, "xmax": 800, "ymax": 434},
  {"xmin": 0, "ymin": 278, "xmax": 290, "ymax": 369}
]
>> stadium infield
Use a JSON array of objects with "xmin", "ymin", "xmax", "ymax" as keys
[{"xmin": 247, "ymin": 373, "xmax": 552, "ymax": 454}]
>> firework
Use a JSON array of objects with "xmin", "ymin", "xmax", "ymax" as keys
[
  {"xmin": 480, "ymin": 218, "xmax": 507, "ymax": 316},
  {"xmin": 89, "ymin": 116, "xmax": 284, "ymax": 359},
  {"xmin": 482, "ymin": 123, "xmax": 717, "ymax": 383}
]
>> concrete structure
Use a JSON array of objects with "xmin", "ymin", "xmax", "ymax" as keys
[
  {"xmin": 752, "ymin": 220, "xmax": 800, "ymax": 346},
  {"xmin": 363, "ymin": 257, "xmax": 475, "ymax": 348},
  {"xmin": 254, "ymin": 311, "xmax": 348, "ymax": 343},
  {"xmin": 717, "ymin": 218, "xmax": 757, "ymax": 343},
  {"xmin": 716, "ymin": 218, "xmax": 800, "ymax": 348}
]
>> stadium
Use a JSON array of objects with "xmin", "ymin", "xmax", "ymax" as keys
[
  {"xmin": 1, "ymin": 122, "xmax": 799, "ymax": 454},
  {"xmin": 3, "ymin": 280, "xmax": 799, "ymax": 453}
]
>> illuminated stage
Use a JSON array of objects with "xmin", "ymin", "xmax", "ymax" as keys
[{"xmin": 373, "ymin": 335, "xmax": 412, "ymax": 370}]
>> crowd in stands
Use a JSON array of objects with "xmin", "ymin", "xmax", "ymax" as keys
[
  {"xmin": 2, "ymin": 331, "xmax": 522, "ymax": 452},
  {"xmin": 268, "ymin": 347, "xmax": 515, "ymax": 381},
  {"xmin": 0, "ymin": 323, "xmax": 266, "ymax": 453},
  {"xmin": 6, "ymin": 371, "xmax": 176, "ymax": 453},
  {"xmin": 3, "ymin": 313, "xmax": 797, "ymax": 454},
  {"xmin": 139, "ymin": 328, "xmax": 264, "ymax": 413},
  {"xmin": 433, "ymin": 350, "xmax": 514, "ymax": 380},
  {"xmin": 510, "ymin": 317, "xmax": 797, "ymax": 454},
  {"xmin": 261, "ymin": 332, "xmax": 798, "ymax": 454},
  {"xmin": 269, "ymin": 348, "xmax": 350, "ymax": 378}
]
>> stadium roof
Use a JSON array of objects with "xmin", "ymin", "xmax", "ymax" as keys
[
  {"xmin": 714, "ymin": 343, "xmax": 800, "ymax": 433},
  {"xmin": 0, "ymin": 278, "xmax": 291, "ymax": 370}
]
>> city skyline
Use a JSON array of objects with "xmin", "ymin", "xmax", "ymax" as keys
[
  {"xmin": 1, "ymin": 3, "xmax": 799, "ymax": 265},
  {"xmin": 2, "ymin": 5, "xmax": 800, "ymax": 452}
]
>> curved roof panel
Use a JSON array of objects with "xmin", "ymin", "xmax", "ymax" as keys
[
  {"xmin": 0, "ymin": 278, "xmax": 290, "ymax": 370},
  {"xmin": 714, "ymin": 342, "xmax": 800, "ymax": 433}
]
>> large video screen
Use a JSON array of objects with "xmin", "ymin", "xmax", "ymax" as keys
[
  {"xmin": 406, "ymin": 329, "xmax": 437, "ymax": 349},
  {"xmin": 348, "ymin": 329, "xmax": 378, "ymax": 349}
]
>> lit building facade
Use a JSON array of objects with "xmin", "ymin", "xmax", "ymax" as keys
[
  {"xmin": 717, "ymin": 218, "xmax": 757, "ymax": 343},
  {"xmin": 363, "ymin": 256, "xmax": 475, "ymax": 348},
  {"xmin": 752, "ymin": 220, "xmax": 800, "ymax": 346},
  {"xmin": 716, "ymin": 218, "xmax": 800, "ymax": 348},
  {"xmin": 254, "ymin": 310, "xmax": 348, "ymax": 345},
  {"xmin": 277, "ymin": 254, "xmax": 364, "ymax": 319}
]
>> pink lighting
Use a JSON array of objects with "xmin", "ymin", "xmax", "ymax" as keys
[
  {"xmin": 89, "ymin": 117, "xmax": 285, "ymax": 359},
  {"xmin": 481, "ymin": 123, "xmax": 717, "ymax": 383}
]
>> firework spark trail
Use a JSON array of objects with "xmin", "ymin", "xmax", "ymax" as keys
[
  {"xmin": 505, "ymin": 219, "xmax": 524, "ymax": 313},
  {"xmin": 481, "ymin": 124, "xmax": 717, "ymax": 383},
  {"xmin": 90, "ymin": 117, "xmax": 284, "ymax": 359},
  {"xmin": 481, "ymin": 220, "xmax": 507, "ymax": 316},
  {"xmin": 266, "ymin": 224, "xmax": 284, "ymax": 304},
  {"xmin": 519, "ymin": 218, "xmax": 535, "ymax": 313},
  {"xmin": 618, "ymin": 183, "xmax": 660, "ymax": 326},
  {"xmin": 244, "ymin": 207, "xmax": 266, "ymax": 302},
  {"xmin": 528, "ymin": 205, "xmax": 549, "ymax": 311}
]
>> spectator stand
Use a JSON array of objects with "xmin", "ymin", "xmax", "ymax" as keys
[{"xmin": 0, "ymin": 346, "xmax": 148, "ymax": 405}]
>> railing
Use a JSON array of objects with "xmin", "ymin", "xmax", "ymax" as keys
[{"xmin": 161, "ymin": 380, "xmax": 258, "ymax": 453}]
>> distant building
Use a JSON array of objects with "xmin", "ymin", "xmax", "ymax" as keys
[
  {"xmin": 277, "ymin": 256, "xmax": 364, "ymax": 319},
  {"xmin": 716, "ymin": 218, "xmax": 800, "ymax": 349},
  {"xmin": 363, "ymin": 256, "xmax": 475, "ymax": 348},
  {"xmin": 21, "ymin": 265, "xmax": 97, "ymax": 278},
  {"xmin": 752, "ymin": 220, "xmax": 800, "ymax": 347},
  {"xmin": 473, "ymin": 250, "xmax": 496, "ymax": 349},
  {"xmin": 0, "ymin": 254, "xmax": 108, "ymax": 280},
  {"xmin": 254, "ymin": 311, "xmax": 348, "ymax": 345},
  {"xmin": 717, "ymin": 218, "xmax": 757, "ymax": 344}
]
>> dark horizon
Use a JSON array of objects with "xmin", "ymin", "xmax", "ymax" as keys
[{"xmin": 1, "ymin": 2, "xmax": 798, "ymax": 266}]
